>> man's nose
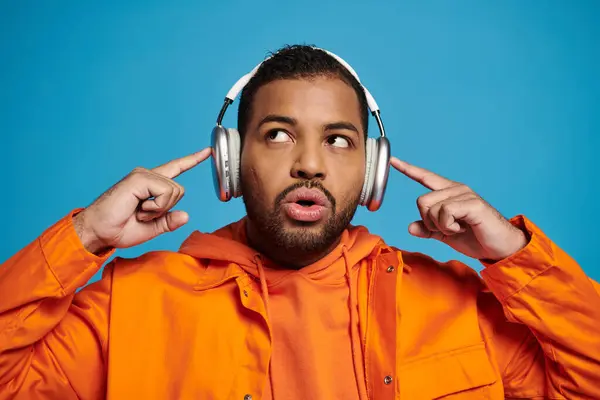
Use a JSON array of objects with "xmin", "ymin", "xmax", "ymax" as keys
[{"xmin": 290, "ymin": 141, "xmax": 326, "ymax": 180}]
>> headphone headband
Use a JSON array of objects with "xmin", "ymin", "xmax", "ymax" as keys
[{"xmin": 215, "ymin": 47, "xmax": 386, "ymax": 138}]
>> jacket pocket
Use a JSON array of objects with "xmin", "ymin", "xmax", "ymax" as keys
[{"xmin": 398, "ymin": 342, "xmax": 498, "ymax": 399}]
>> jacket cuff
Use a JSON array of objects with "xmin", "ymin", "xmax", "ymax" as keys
[
  {"xmin": 39, "ymin": 208, "xmax": 115, "ymax": 294},
  {"xmin": 479, "ymin": 215, "xmax": 555, "ymax": 302}
]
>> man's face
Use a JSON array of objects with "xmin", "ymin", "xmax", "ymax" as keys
[{"xmin": 240, "ymin": 76, "xmax": 366, "ymax": 255}]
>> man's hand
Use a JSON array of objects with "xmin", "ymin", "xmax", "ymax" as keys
[
  {"xmin": 73, "ymin": 148, "xmax": 212, "ymax": 255},
  {"xmin": 390, "ymin": 157, "xmax": 528, "ymax": 262}
]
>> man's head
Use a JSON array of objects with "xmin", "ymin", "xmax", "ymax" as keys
[{"xmin": 238, "ymin": 45, "xmax": 370, "ymax": 264}]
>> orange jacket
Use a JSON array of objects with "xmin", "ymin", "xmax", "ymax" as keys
[{"xmin": 1, "ymin": 209, "xmax": 599, "ymax": 399}]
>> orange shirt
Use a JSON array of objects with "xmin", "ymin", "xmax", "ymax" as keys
[
  {"xmin": 259, "ymin": 258, "xmax": 362, "ymax": 399},
  {"xmin": 228, "ymin": 219, "xmax": 368, "ymax": 399}
]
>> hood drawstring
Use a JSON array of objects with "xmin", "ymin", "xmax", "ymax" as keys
[
  {"xmin": 254, "ymin": 254, "xmax": 274, "ymax": 398},
  {"xmin": 342, "ymin": 246, "xmax": 366, "ymax": 400}
]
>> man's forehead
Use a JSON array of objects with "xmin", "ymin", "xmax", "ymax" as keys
[
  {"xmin": 253, "ymin": 76, "xmax": 356, "ymax": 96},
  {"xmin": 250, "ymin": 77, "xmax": 362, "ymax": 120}
]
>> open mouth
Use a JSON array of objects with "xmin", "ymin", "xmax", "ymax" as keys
[
  {"xmin": 295, "ymin": 200, "xmax": 316, "ymax": 207},
  {"xmin": 281, "ymin": 187, "xmax": 329, "ymax": 222},
  {"xmin": 283, "ymin": 187, "xmax": 328, "ymax": 208}
]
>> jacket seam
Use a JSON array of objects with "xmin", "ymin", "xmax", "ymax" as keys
[
  {"xmin": 0, "ymin": 308, "xmax": 27, "ymax": 335},
  {"xmin": 505, "ymin": 397, "xmax": 565, "ymax": 399},
  {"xmin": 399, "ymin": 342, "xmax": 486, "ymax": 368},
  {"xmin": 502, "ymin": 297, "xmax": 565, "ymax": 399},
  {"xmin": 496, "ymin": 263, "xmax": 555, "ymax": 303},
  {"xmin": 499, "ymin": 325, "xmax": 533, "ymax": 379},
  {"xmin": 100, "ymin": 264, "xmax": 115, "ymax": 360},
  {"xmin": 42, "ymin": 341, "xmax": 81, "ymax": 398},
  {"xmin": 0, "ymin": 238, "xmax": 66, "ymax": 336},
  {"xmin": 38, "ymin": 237, "xmax": 67, "ymax": 296},
  {"xmin": 549, "ymin": 345, "xmax": 566, "ymax": 397},
  {"xmin": 364, "ymin": 261, "xmax": 377, "ymax": 400}
]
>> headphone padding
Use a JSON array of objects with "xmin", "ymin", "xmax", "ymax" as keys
[
  {"xmin": 366, "ymin": 136, "xmax": 391, "ymax": 211},
  {"xmin": 227, "ymin": 128, "xmax": 242, "ymax": 198},
  {"xmin": 360, "ymin": 138, "xmax": 377, "ymax": 205},
  {"xmin": 211, "ymin": 125, "xmax": 231, "ymax": 201}
]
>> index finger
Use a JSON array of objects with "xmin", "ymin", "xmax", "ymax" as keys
[
  {"xmin": 390, "ymin": 156, "xmax": 455, "ymax": 190},
  {"xmin": 152, "ymin": 147, "xmax": 212, "ymax": 179}
]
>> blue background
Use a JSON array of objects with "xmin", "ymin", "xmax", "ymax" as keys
[{"xmin": 1, "ymin": 0, "xmax": 598, "ymax": 283}]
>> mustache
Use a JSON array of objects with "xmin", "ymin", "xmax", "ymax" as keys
[{"xmin": 274, "ymin": 180, "xmax": 337, "ymax": 211}]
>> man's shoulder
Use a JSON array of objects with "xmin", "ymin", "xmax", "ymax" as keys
[
  {"xmin": 391, "ymin": 247, "xmax": 486, "ymax": 293},
  {"xmin": 105, "ymin": 250, "xmax": 205, "ymax": 287}
]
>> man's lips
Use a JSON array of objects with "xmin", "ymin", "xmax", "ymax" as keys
[
  {"xmin": 282, "ymin": 187, "xmax": 329, "ymax": 207},
  {"xmin": 281, "ymin": 188, "xmax": 330, "ymax": 222}
]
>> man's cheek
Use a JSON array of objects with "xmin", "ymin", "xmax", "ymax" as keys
[
  {"xmin": 337, "ymin": 184, "xmax": 362, "ymax": 210},
  {"xmin": 247, "ymin": 166, "xmax": 279, "ymax": 208},
  {"xmin": 248, "ymin": 167, "xmax": 260, "ymax": 187},
  {"xmin": 241, "ymin": 166, "xmax": 260, "ymax": 193}
]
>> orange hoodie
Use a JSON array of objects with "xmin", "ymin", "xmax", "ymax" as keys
[
  {"xmin": 179, "ymin": 216, "xmax": 382, "ymax": 399},
  {"xmin": 1, "ymin": 209, "xmax": 599, "ymax": 399}
]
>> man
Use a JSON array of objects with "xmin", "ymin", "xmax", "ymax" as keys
[{"xmin": 0, "ymin": 45, "xmax": 598, "ymax": 399}]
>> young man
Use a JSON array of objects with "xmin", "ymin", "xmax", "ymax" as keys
[{"xmin": 1, "ymin": 45, "xmax": 598, "ymax": 399}]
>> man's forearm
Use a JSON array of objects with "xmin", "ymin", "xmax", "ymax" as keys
[{"xmin": 481, "ymin": 216, "xmax": 600, "ymax": 399}]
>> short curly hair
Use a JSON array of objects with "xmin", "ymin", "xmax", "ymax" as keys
[{"xmin": 237, "ymin": 44, "xmax": 369, "ymax": 141}]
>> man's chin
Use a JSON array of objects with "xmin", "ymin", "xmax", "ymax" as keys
[
  {"xmin": 276, "ymin": 226, "xmax": 333, "ymax": 255},
  {"xmin": 281, "ymin": 217, "xmax": 326, "ymax": 232}
]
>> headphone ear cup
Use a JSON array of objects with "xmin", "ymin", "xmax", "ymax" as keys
[
  {"xmin": 211, "ymin": 125, "xmax": 231, "ymax": 201},
  {"xmin": 360, "ymin": 138, "xmax": 377, "ymax": 206},
  {"xmin": 227, "ymin": 128, "xmax": 242, "ymax": 198},
  {"xmin": 366, "ymin": 136, "xmax": 391, "ymax": 212}
]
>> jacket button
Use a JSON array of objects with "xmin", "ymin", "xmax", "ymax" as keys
[
  {"xmin": 244, "ymin": 395, "xmax": 252, "ymax": 400},
  {"xmin": 386, "ymin": 266, "xmax": 395, "ymax": 273},
  {"xmin": 243, "ymin": 290, "xmax": 249, "ymax": 297},
  {"xmin": 384, "ymin": 375, "xmax": 393, "ymax": 385}
]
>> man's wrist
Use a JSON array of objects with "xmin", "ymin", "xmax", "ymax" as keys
[
  {"xmin": 504, "ymin": 225, "xmax": 529, "ymax": 260},
  {"xmin": 72, "ymin": 211, "xmax": 111, "ymax": 256}
]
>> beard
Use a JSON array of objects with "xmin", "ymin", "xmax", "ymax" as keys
[{"xmin": 242, "ymin": 178, "xmax": 360, "ymax": 256}]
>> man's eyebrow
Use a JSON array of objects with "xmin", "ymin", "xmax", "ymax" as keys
[
  {"xmin": 257, "ymin": 116, "xmax": 359, "ymax": 135},
  {"xmin": 258, "ymin": 114, "xmax": 297, "ymax": 128},
  {"xmin": 325, "ymin": 121, "xmax": 359, "ymax": 134}
]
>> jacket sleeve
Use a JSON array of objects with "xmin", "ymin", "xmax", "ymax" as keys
[
  {"xmin": 478, "ymin": 215, "xmax": 600, "ymax": 399},
  {"xmin": 0, "ymin": 210, "xmax": 116, "ymax": 400}
]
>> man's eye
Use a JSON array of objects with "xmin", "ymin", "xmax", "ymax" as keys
[
  {"xmin": 327, "ymin": 136, "xmax": 350, "ymax": 148},
  {"xmin": 267, "ymin": 130, "xmax": 292, "ymax": 143}
]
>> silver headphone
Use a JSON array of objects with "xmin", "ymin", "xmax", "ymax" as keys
[{"xmin": 210, "ymin": 48, "xmax": 391, "ymax": 212}]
